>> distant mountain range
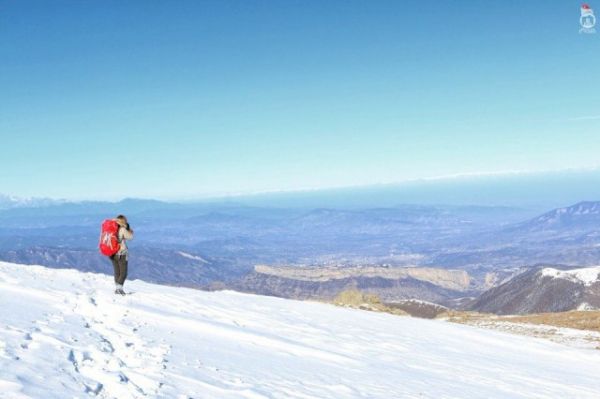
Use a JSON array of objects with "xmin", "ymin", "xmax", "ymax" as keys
[
  {"xmin": 2, "ymin": 196, "xmax": 600, "ymax": 313},
  {"xmin": 514, "ymin": 201, "xmax": 600, "ymax": 232},
  {"xmin": 428, "ymin": 201, "xmax": 600, "ymax": 270},
  {"xmin": 0, "ymin": 194, "xmax": 64, "ymax": 210}
]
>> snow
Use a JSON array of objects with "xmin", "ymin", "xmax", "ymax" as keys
[
  {"xmin": 453, "ymin": 319, "xmax": 600, "ymax": 351},
  {"xmin": 541, "ymin": 266, "xmax": 600, "ymax": 286},
  {"xmin": 177, "ymin": 251, "xmax": 209, "ymax": 263},
  {"xmin": 578, "ymin": 302, "xmax": 596, "ymax": 311},
  {"xmin": 1, "ymin": 262, "xmax": 600, "ymax": 398}
]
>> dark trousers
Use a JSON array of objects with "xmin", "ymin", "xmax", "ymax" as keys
[{"xmin": 110, "ymin": 254, "xmax": 128, "ymax": 286}]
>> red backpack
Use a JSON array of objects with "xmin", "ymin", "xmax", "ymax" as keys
[{"xmin": 99, "ymin": 219, "xmax": 120, "ymax": 256}]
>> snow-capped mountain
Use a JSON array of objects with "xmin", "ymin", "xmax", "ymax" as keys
[
  {"xmin": 541, "ymin": 266, "xmax": 600, "ymax": 286},
  {"xmin": 471, "ymin": 265, "xmax": 600, "ymax": 314},
  {"xmin": 0, "ymin": 194, "xmax": 63, "ymax": 210},
  {"xmin": 2, "ymin": 262, "xmax": 600, "ymax": 398}
]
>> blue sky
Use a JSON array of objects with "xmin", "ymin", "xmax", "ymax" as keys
[{"xmin": 1, "ymin": 1, "xmax": 599, "ymax": 200}]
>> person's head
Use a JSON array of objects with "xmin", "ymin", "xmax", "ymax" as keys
[{"xmin": 115, "ymin": 214, "xmax": 128, "ymax": 226}]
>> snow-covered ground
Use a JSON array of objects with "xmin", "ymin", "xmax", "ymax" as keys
[{"xmin": 1, "ymin": 262, "xmax": 600, "ymax": 399}]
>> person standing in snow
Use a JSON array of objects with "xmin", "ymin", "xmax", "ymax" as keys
[{"xmin": 111, "ymin": 215, "xmax": 134, "ymax": 295}]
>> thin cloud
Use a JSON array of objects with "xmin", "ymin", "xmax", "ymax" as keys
[{"xmin": 567, "ymin": 115, "xmax": 600, "ymax": 121}]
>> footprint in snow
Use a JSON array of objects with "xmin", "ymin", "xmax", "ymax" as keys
[
  {"xmin": 84, "ymin": 382, "xmax": 103, "ymax": 395},
  {"xmin": 99, "ymin": 337, "xmax": 115, "ymax": 353},
  {"xmin": 19, "ymin": 332, "xmax": 33, "ymax": 349}
]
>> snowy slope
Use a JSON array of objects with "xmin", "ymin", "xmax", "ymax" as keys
[
  {"xmin": 1, "ymin": 263, "xmax": 600, "ymax": 399},
  {"xmin": 541, "ymin": 266, "xmax": 600, "ymax": 286}
]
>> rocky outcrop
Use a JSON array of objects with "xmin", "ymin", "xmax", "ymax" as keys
[{"xmin": 385, "ymin": 300, "xmax": 449, "ymax": 319}]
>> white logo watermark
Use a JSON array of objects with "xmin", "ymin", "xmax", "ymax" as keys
[{"xmin": 580, "ymin": 3, "xmax": 596, "ymax": 34}]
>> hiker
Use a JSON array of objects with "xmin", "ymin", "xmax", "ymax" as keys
[{"xmin": 99, "ymin": 215, "xmax": 134, "ymax": 295}]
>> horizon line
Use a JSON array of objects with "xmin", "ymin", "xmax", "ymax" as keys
[{"xmin": 3, "ymin": 165, "xmax": 600, "ymax": 204}]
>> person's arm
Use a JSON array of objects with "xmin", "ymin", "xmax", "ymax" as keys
[{"xmin": 120, "ymin": 225, "xmax": 134, "ymax": 240}]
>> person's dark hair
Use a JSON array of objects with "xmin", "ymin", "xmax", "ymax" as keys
[{"xmin": 116, "ymin": 214, "xmax": 130, "ymax": 230}]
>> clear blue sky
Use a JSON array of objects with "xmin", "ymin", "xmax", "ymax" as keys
[{"xmin": 1, "ymin": 0, "xmax": 599, "ymax": 200}]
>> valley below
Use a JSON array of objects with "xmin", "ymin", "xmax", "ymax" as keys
[{"xmin": 2, "ymin": 198, "xmax": 600, "ymax": 317}]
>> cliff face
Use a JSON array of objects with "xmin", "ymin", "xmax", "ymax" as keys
[
  {"xmin": 234, "ymin": 265, "xmax": 474, "ymax": 304},
  {"xmin": 254, "ymin": 265, "xmax": 471, "ymax": 290}
]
